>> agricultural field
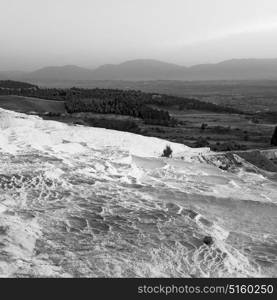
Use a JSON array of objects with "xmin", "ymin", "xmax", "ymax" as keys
[
  {"xmin": 0, "ymin": 80, "xmax": 276, "ymax": 152},
  {"xmin": 31, "ymin": 80, "xmax": 277, "ymax": 113},
  {"xmin": 142, "ymin": 110, "xmax": 275, "ymax": 150},
  {"xmin": 0, "ymin": 95, "xmax": 65, "ymax": 114}
]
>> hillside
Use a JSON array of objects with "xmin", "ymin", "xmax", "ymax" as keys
[
  {"xmin": 0, "ymin": 80, "xmax": 37, "ymax": 89},
  {"xmin": 0, "ymin": 108, "xmax": 276, "ymax": 277},
  {"xmin": 92, "ymin": 59, "xmax": 185, "ymax": 80},
  {"xmin": 92, "ymin": 58, "xmax": 277, "ymax": 81},
  {"xmin": 0, "ymin": 83, "xmax": 275, "ymax": 152},
  {"xmin": 27, "ymin": 65, "xmax": 94, "ymax": 81},
  {"xmin": 0, "ymin": 95, "xmax": 65, "ymax": 114}
]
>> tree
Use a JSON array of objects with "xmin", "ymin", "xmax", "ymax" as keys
[
  {"xmin": 161, "ymin": 145, "xmax": 173, "ymax": 158},
  {"xmin": 271, "ymin": 126, "xmax": 277, "ymax": 146},
  {"xmin": 201, "ymin": 123, "xmax": 208, "ymax": 130}
]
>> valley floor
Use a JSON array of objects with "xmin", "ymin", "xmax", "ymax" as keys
[{"xmin": 0, "ymin": 94, "xmax": 276, "ymax": 171}]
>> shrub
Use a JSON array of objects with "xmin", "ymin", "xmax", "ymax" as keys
[
  {"xmin": 201, "ymin": 123, "xmax": 208, "ymax": 130},
  {"xmin": 161, "ymin": 145, "xmax": 173, "ymax": 158},
  {"xmin": 271, "ymin": 126, "xmax": 277, "ymax": 146}
]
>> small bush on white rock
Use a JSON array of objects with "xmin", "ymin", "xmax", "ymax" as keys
[{"xmin": 161, "ymin": 145, "xmax": 173, "ymax": 158}]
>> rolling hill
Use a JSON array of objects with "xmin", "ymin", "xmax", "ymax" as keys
[
  {"xmin": 26, "ymin": 65, "xmax": 94, "ymax": 81},
  {"xmin": 3, "ymin": 58, "xmax": 277, "ymax": 81}
]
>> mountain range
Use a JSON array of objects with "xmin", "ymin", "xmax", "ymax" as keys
[{"xmin": 2, "ymin": 58, "xmax": 277, "ymax": 82}]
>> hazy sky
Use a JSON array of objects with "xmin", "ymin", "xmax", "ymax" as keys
[{"xmin": 1, "ymin": 0, "xmax": 277, "ymax": 70}]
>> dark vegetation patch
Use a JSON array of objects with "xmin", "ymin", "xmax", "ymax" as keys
[
  {"xmin": 161, "ymin": 145, "xmax": 173, "ymax": 158},
  {"xmin": 65, "ymin": 96, "xmax": 176, "ymax": 127},
  {"xmin": 82, "ymin": 118, "xmax": 141, "ymax": 134},
  {"xmin": 271, "ymin": 127, "xmax": 277, "ymax": 146}
]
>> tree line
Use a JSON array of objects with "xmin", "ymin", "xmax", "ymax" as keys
[
  {"xmin": 0, "ymin": 80, "xmax": 242, "ymax": 128},
  {"xmin": 66, "ymin": 87, "xmax": 240, "ymax": 114},
  {"xmin": 65, "ymin": 96, "xmax": 176, "ymax": 126},
  {"xmin": 0, "ymin": 81, "xmax": 241, "ymax": 114}
]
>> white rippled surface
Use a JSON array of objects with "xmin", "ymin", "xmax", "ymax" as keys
[{"xmin": 0, "ymin": 108, "xmax": 276, "ymax": 278}]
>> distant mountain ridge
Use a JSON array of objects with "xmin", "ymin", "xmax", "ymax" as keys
[
  {"xmin": 27, "ymin": 65, "xmax": 94, "ymax": 81},
  {"xmin": 2, "ymin": 58, "xmax": 277, "ymax": 81}
]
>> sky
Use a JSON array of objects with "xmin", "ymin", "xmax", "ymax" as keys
[{"xmin": 1, "ymin": 0, "xmax": 277, "ymax": 70}]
